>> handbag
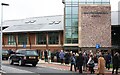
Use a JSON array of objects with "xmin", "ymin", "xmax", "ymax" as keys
[{"xmin": 88, "ymin": 60, "xmax": 95, "ymax": 67}]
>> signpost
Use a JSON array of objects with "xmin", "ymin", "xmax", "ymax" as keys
[
  {"xmin": 0, "ymin": 3, "xmax": 9, "ymax": 70},
  {"xmin": 96, "ymin": 44, "xmax": 100, "ymax": 49}
]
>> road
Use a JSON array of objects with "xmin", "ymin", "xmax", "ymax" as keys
[
  {"xmin": 1, "ymin": 60, "xmax": 117, "ymax": 75},
  {"xmin": 1, "ymin": 60, "xmax": 78, "ymax": 75}
]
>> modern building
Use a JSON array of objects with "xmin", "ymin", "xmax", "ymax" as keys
[
  {"xmin": 2, "ymin": 0, "xmax": 120, "ymax": 53},
  {"xmin": 63, "ymin": 0, "xmax": 111, "ymax": 52}
]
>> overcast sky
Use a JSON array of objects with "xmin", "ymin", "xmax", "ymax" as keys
[{"xmin": 0, "ymin": 0, "xmax": 120, "ymax": 21}]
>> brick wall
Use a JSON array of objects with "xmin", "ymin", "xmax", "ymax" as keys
[{"xmin": 79, "ymin": 5, "xmax": 111, "ymax": 48}]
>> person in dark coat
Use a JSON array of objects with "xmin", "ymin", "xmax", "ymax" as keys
[
  {"xmin": 112, "ymin": 52, "xmax": 120, "ymax": 74},
  {"xmin": 105, "ymin": 53, "xmax": 111, "ymax": 70},
  {"xmin": 70, "ymin": 53, "xmax": 76, "ymax": 72},
  {"xmin": 77, "ymin": 53, "xmax": 84, "ymax": 74},
  {"xmin": 44, "ymin": 50, "xmax": 48, "ymax": 62},
  {"xmin": 75, "ymin": 53, "xmax": 79, "ymax": 70},
  {"xmin": 64, "ymin": 52, "xmax": 70, "ymax": 64},
  {"xmin": 56, "ymin": 51, "xmax": 60, "ymax": 62}
]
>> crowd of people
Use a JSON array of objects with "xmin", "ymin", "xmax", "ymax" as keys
[{"xmin": 45, "ymin": 49, "xmax": 120, "ymax": 74}]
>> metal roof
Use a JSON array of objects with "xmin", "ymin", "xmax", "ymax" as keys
[
  {"xmin": 3, "ymin": 15, "xmax": 64, "ymax": 33},
  {"xmin": 2, "ymin": 12, "xmax": 120, "ymax": 33}
]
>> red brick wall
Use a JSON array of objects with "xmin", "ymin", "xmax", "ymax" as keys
[{"xmin": 79, "ymin": 5, "xmax": 111, "ymax": 48}]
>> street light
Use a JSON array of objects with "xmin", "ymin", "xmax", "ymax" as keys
[{"xmin": 0, "ymin": 3, "xmax": 9, "ymax": 70}]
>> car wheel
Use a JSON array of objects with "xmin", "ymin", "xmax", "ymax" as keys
[
  {"xmin": 9, "ymin": 59, "xmax": 13, "ymax": 65},
  {"xmin": 19, "ymin": 59, "xmax": 24, "ymax": 66},
  {"xmin": 32, "ymin": 63, "xmax": 37, "ymax": 67}
]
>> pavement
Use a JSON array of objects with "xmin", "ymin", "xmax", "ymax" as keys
[
  {"xmin": 38, "ymin": 59, "xmax": 120, "ymax": 74},
  {"xmin": 0, "ymin": 59, "xmax": 119, "ymax": 74}
]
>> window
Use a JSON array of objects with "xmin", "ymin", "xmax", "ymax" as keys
[
  {"xmin": 18, "ymin": 34, "xmax": 27, "ymax": 45},
  {"xmin": 36, "ymin": 33, "xmax": 46, "ymax": 45},
  {"xmin": 87, "ymin": 0, "xmax": 94, "ymax": 3},
  {"xmin": 71, "ymin": 0, "xmax": 78, "ymax": 2},
  {"xmin": 66, "ymin": 15, "xmax": 71, "ymax": 18},
  {"xmin": 72, "ymin": 7, "xmax": 78, "ymax": 14},
  {"xmin": 65, "ymin": 0, "xmax": 71, "ymax": 2},
  {"xmin": 8, "ymin": 34, "xmax": 16, "ymax": 45},
  {"xmin": 26, "ymin": 50, "xmax": 38, "ymax": 56},
  {"xmin": 66, "ymin": 19, "xmax": 71, "ymax": 26},
  {"xmin": 65, "ymin": 7, "xmax": 71, "ymax": 14},
  {"xmin": 72, "ymin": 19, "xmax": 78, "ymax": 26},
  {"xmin": 48, "ymin": 32, "xmax": 59, "ymax": 44},
  {"xmin": 16, "ymin": 50, "xmax": 25, "ymax": 54},
  {"xmin": 94, "ymin": 0, "xmax": 101, "ymax": 3}
]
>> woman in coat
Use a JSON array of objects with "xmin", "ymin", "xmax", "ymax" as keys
[{"xmin": 97, "ymin": 53, "xmax": 105, "ymax": 75}]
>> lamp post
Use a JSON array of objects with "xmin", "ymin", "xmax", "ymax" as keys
[{"xmin": 0, "ymin": 3, "xmax": 9, "ymax": 70}]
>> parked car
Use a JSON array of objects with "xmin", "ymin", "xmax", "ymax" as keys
[
  {"xmin": 2, "ymin": 50, "xmax": 11, "ymax": 60},
  {"xmin": 8, "ymin": 49, "xmax": 39, "ymax": 67}
]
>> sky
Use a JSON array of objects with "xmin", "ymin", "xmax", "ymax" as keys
[{"xmin": 0, "ymin": 0, "xmax": 120, "ymax": 21}]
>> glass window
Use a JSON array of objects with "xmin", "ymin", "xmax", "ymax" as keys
[
  {"xmin": 79, "ymin": 2, "xmax": 86, "ymax": 4},
  {"xmin": 72, "ymin": 19, "xmax": 78, "ymax": 26},
  {"xmin": 65, "ymin": 15, "xmax": 71, "ymax": 18},
  {"xmin": 102, "ymin": 0, "xmax": 110, "ymax": 4},
  {"xmin": 48, "ymin": 32, "xmax": 59, "ymax": 44},
  {"xmin": 18, "ymin": 34, "xmax": 27, "ymax": 45},
  {"xmin": 2, "ymin": 50, "xmax": 8, "ymax": 54},
  {"xmin": 65, "ymin": 27, "xmax": 72, "ymax": 38},
  {"xmin": 87, "ymin": 0, "xmax": 94, "ymax": 3},
  {"xmin": 72, "ymin": 7, "xmax": 78, "ymax": 14},
  {"xmin": 71, "ymin": 14, "xmax": 78, "ymax": 18},
  {"xmin": 8, "ymin": 34, "xmax": 16, "ymax": 45},
  {"xmin": 65, "ymin": 38, "xmax": 72, "ymax": 43},
  {"xmin": 65, "ymin": 7, "xmax": 71, "ymax": 14},
  {"xmin": 72, "ymin": 38, "xmax": 78, "ymax": 43},
  {"xmin": 16, "ymin": 50, "xmax": 25, "ymax": 54},
  {"xmin": 72, "ymin": 33, "xmax": 78, "ymax": 38},
  {"xmin": 79, "ymin": 0, "xmax": 86, "ymax": 4},
  {"xmin": 79, "ymin": 0, "xmax": 86, "ymax": 2},
  {"xmin": 26, "ymin": 50, "xmax": 38, "ymax": 56},
  {"xmin": 65, "ymin": 2, "xmax": 72, "ymax": 5},
  {"xmin": 71, "ymin": 27, "xmax": 78, "ymax": 35},
  {"xmin": 71, "ymin": 0, "xmax": 78, "ymax": 2},
  {"xmin": 95, "ymin": 0, "xmax": 101, "ymax": 3},
  {"xmin": 66, "ymin": 19, "xmax": 71, "ymax": 26},
  {"xmin": 36, "ymin": 33, "xmax": 46, "ymax": 45},
  {"xmin": 65, "ymin": 0, "xmax": 71, "ymax": 2},
  {"xmin": 102, "ymin": 0, "xmax": 109, "ymax": 2}
]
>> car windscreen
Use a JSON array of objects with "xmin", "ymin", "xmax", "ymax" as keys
[
  {"xmin": 2, "ymin": 50, "xmax": 8, "ymax": 54},
  {"xmin": 25, "ymin": 50, "xmax": 38, "ymax": 56}
]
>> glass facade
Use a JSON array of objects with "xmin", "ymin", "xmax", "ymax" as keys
[
  {"xmin": 48, "ymin": 32, "xmax": 59, "ymax": 44},
  {"xmin": 36, "ymin": 33, "xmax": 46, "ymax": 45},
  {"xmin": 18, "ymin": 34, "xmax": 28, "ymax": 45},
  {"xmin": 65, "ymin": 0, "xmax": 78, "ymax": 44},
  {"xmin": 64, "ymin": 0, "xmax": 110, "ymax": 44},
  {"xmin": 8, "ymin": 34, "xmax": 16, "ymax": 45},
  {"xmin": 64, "ymin": 0, "xmax": 110, "ymax": 4}
]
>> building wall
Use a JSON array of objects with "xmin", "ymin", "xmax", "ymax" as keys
[
  {"xmin": 3, "ymin": 31, "xmax": 63, "ymax": 52},
  {"xmin": 79, "ymin": 5, "xmax": 111, "ymax": 49}
]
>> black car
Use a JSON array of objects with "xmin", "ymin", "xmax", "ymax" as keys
[
  {"xmin": 2, "ymin": 50, "xmax": 11, "ymax": 60},
  {"xmin": 8, "ymin": 49, "xmax": 39, "ymax": 67}
]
